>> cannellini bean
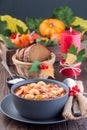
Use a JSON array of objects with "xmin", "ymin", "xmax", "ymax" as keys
[
  {"xmin": 29, "ymin": 83, "xmax": 37, "ymax": 88},
  {"xmin": 57, "ymin": 88, "xmax": 65, "ymax": 95},
  {"xmin": 25, "ymin": 94, "xmax": 35, "ymax": 99},
  {"xmin": 42, "ymin": 94, "xmax": 49, "ymax": 99},
  {"xmin": 20, "ymin": 85, "xmax": 27, "ymax": 90},
  {"xmin": 37, "ymin": 81, "xmax": 46, "ymax": 86},
  {"xmin": 15, "ymin": 89, "xmax": 24, "ymax": 96}
]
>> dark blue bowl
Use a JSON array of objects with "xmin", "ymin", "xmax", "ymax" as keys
[{"xmin": 11, "ymin": 79, "xmax": 69, "ymax": 120}]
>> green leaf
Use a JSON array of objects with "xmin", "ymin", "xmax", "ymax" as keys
[
  {"xmin": 0, "ymin": 18, "xmax": 11, "ymax": 36},
  {"xmin": 25, "ymin": 17, "xmax": 44, "ymax": 33},
  {"xmin": 68, "ymin": 45, "xmax": 77, "ymax": 54},
  {"xmin": 52, "ymin": 6, "xmax": 75, "ymax": 27},
  {"xmin": 29, "ymin": 60, "xmax": 40, "ymax": 72},
  {"xmin": 16, "ymin": 25, "xmax": 28, "ymax": 34},
  {"xmin": 75, "ymin": 56, "xmax": 87, "ymax": 62},
  {"xmin": 47, "ymin": 39, "xmax": 58, "ymax": 47},
  {"xmin": 62, "ymin": 53, "xmax": 67, "ymax": 59},
  {"xmin": 77, "ymin": 48, "xmax": 85, "ymax": 57},
  {"xmin": 75, "ymin": 56, "xmax": 84, "ymax": 62},
  {"xmin": 0, "ymin": 34, "xmax": 17, "ymax": 49},
  {"xmin": 72, "ymin": 25, "xmax": 85, "ymax": 32},
  {"xmin": 61, "ymin": 44, "xmax": 86, "ymax": 63},
  {"xmin": 83, "ymin": 57, "xmax": 87, "ymax": 60},
  {"xmin": 36, "ymin": 38, "xmax": 58, "ymax": 47},
  {"xmin": 36, "ymin": 38, "xmax": 42, "ymax": 43}
]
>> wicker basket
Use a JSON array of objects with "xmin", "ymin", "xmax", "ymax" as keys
[{"xmin": 12, "ymin": 53, "xmax": 56, "ymax": 78}]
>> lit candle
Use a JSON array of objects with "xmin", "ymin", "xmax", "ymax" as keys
[
  {"xmin": 60, "ymin": 28, "xmax": 81, "ymax": 77},
  {"xmin": 60, "ymin": 27, "xmax": 81, "ymax": 55}
]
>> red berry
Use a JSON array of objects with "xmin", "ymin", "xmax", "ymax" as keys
[
  {"xmin": 10, "ymin": 34, "xmax": 16, "ymax": 39},
  {"xmin": 74, "ymin": 85, "xmax": 78, "ymax": 90},
  {"xmin": 77, "ymin": 88, "xmax": 80, "ymax": 92},
  {"xmin": 43, "ymin": 65, "xmax": 46, "ymax": 69},
  {"xmin": 39, "ymin": 64, "xmax": 43, "ymax": 69},
  {"xmin": 69, "ymin": 91, "xmax": 73, "ymax": 96},
  {"xmin": 72, "ymin": 87, "xmax": 75, "ymax": 91},
  {"xmin": 45, "ymin": 65, "xmax": 48, "ymax": 69},
  {"xmin": 73, "ymin": 92, "xmax": 77, "ymax": 96},
  {"xmin": 39, "ymin": 64, "xmax": 48, "ymax": 70}
]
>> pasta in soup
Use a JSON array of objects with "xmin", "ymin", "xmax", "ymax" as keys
[{"xmin": 14, "ymin": 81, "xmax": 66, "ymax": 100}]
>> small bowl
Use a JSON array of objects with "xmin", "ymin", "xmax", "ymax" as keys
[
  {"xmin": 11, "ymin": 79, "xmax": 69, "ymax": 120},
  {"xmin": 6, "ymin": 75, "xmax": 27, "ymax": 90}
]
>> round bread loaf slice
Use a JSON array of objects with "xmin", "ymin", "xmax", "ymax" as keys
[
  {"xmin": 15, "ymin": 44, "xmax": 51, "ymax": 62},
  {"xmin": 23, "ymin": 44, "xmax": 51, "ymax": 62},
  {"xmin": 16, "ymin": 48, "xmax": 26, "ymax": 61}
]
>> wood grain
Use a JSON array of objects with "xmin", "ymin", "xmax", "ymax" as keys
[{"xmin": 0, "ymin": 49, "xmax": 87, "ymax": 130}]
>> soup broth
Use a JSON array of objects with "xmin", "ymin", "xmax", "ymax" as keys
[{"xmin": 14, "ymin": 81, "xmax": 66, "ymax": 100}]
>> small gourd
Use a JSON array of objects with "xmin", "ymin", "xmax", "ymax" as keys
[{"xmin": 39, "ymin": 19, "xmax": 65, "ymax": 37}]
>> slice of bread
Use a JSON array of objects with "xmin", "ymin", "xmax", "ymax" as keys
[{"xmin": 16, "ymin": 48, "xmax": 26, "ymax": 61}]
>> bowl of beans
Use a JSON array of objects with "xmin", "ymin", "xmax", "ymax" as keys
[{"xmin": 11, "ymin": 79, "xmax": 69, "ymax": 120}]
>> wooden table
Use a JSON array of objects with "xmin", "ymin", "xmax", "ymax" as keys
[{"xmin": 0, "ymin": 58, "xmax": 87, "ymax": 130}]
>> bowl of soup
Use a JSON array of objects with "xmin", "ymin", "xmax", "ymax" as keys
[{"xmin": 11, "ymin": 79, "xmax": 69, "ymax": 120}]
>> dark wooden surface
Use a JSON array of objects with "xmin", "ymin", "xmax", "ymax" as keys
[
  {"xmin": 0, "ymin": 57, "xmax": 87, "ymax": 130},
  {"xmin": 0, "ymin": 58, "xmax": 87, "ymax": 130}
]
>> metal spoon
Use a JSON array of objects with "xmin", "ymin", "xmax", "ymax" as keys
[{"xmin": 1, "ymin": 61, "xmax": 14, "ymax": 78}]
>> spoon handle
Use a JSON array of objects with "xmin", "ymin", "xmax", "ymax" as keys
[{"xmin": 1, "ymin": 61, "xmax": 13, "ymax": 77}]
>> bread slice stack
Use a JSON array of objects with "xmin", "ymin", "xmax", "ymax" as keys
[{"xmin": 16, "ymin": 44, "xmax": 51, "ymax": 62}]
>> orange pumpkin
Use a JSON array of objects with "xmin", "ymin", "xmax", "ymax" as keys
[{"xmin": 39, "ymin": 19, "xmax": 65, "ymax": 37}]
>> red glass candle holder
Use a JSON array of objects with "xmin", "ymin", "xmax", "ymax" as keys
[{"xmin": 60, "ymin": 62, "xmax": 81, "ymax": 78}]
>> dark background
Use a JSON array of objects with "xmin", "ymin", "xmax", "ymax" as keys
[{"xmin": 0, "ymin": 0, "xmax": 87, "ymax": 21}]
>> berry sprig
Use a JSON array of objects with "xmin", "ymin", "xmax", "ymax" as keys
[
  {"xmin": 29, "ymin": 60, "xmax": 49, "ymax": 72},
  {"xmin": 69, "ymin": 85, "xmax": 80, "ymax": 96},
  {"xmin": 39, "ymin": 64, "xmax": 49, "ymax": 69},
  {"xmin": 62, "ymin": 44, "xmax": 86, "ymax": 64}
]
